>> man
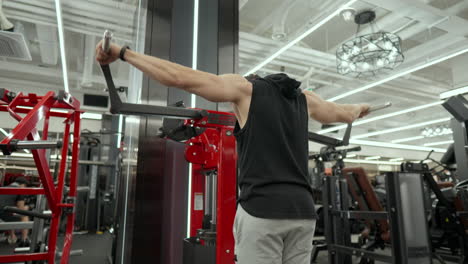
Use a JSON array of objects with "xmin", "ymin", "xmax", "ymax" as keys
[
  {"xmin": 0, "ymin": 177, "xmax": 31, "ymax": 246},
  {"xmin": 96, "ymin": 42, "xmax": 369, "ymax": 264}
]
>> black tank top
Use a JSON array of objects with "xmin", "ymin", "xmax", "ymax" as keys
[{"xmin": 234, "ymin": 73, "xmax": 317, "ymax": 219}]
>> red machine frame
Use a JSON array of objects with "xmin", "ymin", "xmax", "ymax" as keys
[
  {"xmin": 184, "ymin": 110, "xmax": 237, "ymax": 264},
  {"xmin": 101, "ymin": 59, "xmax": 238, "ymax": 263},
  {"xmin": 0, "ymin": 89, "xmax": 81, "ymax": 264}
]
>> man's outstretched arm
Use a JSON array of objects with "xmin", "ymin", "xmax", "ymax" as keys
[
  {"xmin": 303, "ymin": 90, "xmax": 369, "ymax": 124},
  {"xmin": 95, "ymin": 42, "xmax": 251, "ymax": 103}
]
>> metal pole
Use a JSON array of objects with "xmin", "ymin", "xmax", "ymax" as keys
[
  {"xmin": 28, "ymin": 195, "xmax": 46, "ymax": 264},
  {"xmin": 339, "ymin": 178, "xmax": 352, "ymax": 263},
  {"xmin": 211, "ymin": 171, "xmax": 217, "ymax": 231},
  {"xmin": 205, "ymin": 172, "xmax": 213, "ymax": 221},
  {"xmin": 451, "ymin": 118, "xmax": 468, "ymax": 181},
  {"xmin": 15, "ymin": 140, "xmax": 62, "ymax": 150},
  {"xmin": 330, "ymin": 176, "xmax": 345, "ymax": 264},
  {"xmin": 385, "ymin": 172, "xmax": 406, "ymax": 264},
  {"xmin": 323, "ymin": 176, "xmax": 335, "ymax": 263}
]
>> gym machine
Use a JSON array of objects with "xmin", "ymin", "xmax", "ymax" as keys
[
  {"xmin": 309, "ymin": 123, "xmax": 434, "ymax": 264},
  {"xmin": 75, "ymin": 128, "xmax": 121, "ymax": 233},
  {"xmin": 425, "ymin": 94, "xmax": 468, "ymax": 263},
  {"xmin": 308, "ymin": 125, "xmax": 363, "ymax": 262},
  {"xmin": 342, "ymin": 168, "xmax": 391, "ymax": 251},
  {"xmin": 443, "ymin": 94, "xmax": 468, "ymax": 181},
  {"xmin": 401, "ymin": 161, "xmax": 468, "ymax": 264},
  {"xmin": 100, "ymin": 32, "xmax": 237, "ymax": 264},
  {"xmin": 0, "ymin": 88, "xmax": 81, "ymax": 263}
]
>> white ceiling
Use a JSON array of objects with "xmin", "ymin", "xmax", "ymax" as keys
[
  {"xmin": 1, "ymin": 0, "xmax": 137, "ymax": 103},
  {"xmin": 1, "ymin": 0, "xmax": 468, "ymax": 161},
  {"xmin": 240, "ymin": 0, "xmax": 468, "ymax": 160},
  {"xmin": 0, "ymin": 0, "xmax": 139, "ymax": 133}
]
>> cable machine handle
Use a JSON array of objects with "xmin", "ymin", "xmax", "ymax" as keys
[{"xmin": 102, "ymin": 30, "xmax": 112, "ymax": 53}]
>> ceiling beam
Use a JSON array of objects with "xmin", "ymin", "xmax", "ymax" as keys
[{"xmin": 250, "ymin": 0, "xmax": 298, "ymax": 35}]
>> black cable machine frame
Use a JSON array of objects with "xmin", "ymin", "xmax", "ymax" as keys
[{"xmin": 309, "ymin": 124, "xmax": 433, "ymax": 264}]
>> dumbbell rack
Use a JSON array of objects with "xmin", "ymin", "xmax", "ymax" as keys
[{"xmin": 0, "ymin": 88, "xmax": 81, "ymax": 264}]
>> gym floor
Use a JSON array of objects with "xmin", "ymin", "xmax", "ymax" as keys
[
  {"xmin": 313, "ymin": 250, "xmax": 459, "ymax": 264},
  {"xmin": 0, "ymin": 232, "xmax": 113, "ymax": 264},
  {"xmin": 0, "ymin": 234, "xmax": 461, "ymax": 263}
]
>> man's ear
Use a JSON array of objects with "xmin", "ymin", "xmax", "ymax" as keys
[{"xmin": 245, "ymin": 74, "xmax": 260, "ymax": 82}]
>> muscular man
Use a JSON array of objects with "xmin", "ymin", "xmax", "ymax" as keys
[{"xmin": 96, "ymin": 43, "xmax": 369, "ymax": 264}]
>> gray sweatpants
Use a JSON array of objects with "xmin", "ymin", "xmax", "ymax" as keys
[{"xmin": 233, "ymin": 205, "xmax": 316, "ymax": 264}]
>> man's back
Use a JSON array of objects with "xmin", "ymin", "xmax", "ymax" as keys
[
  {"xmin": 95, "ymin": 40, "xmax": 370, "ymax": 264},
  {"xmin": 234, "ymin": 74, "xmax": 317, "ymax": 219}
]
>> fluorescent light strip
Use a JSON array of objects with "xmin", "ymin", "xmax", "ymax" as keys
[
  {"xmin": 352, "ymin": 117, "xmax": 450, "ymax": 139},
  {"xmin": 14, "ymin": 107, "xmax": 101, "ymax": 120},
  {"xmin": 344, "ymin": 159, "xmax": 402, "ymax": 166},
  {"xmin": 329, "ymin": 47, "xmax": 468, "ymax": 102},
  {"xmin": 192, "ymin": 0, "xmax": 199, "ymax": 71},
  {"xmin": 243, "ymin": 0, "xmax": 358, "ymax": 76},
  {"xmin": 81, "ymin": 112, "xmax": 102, "ymax": 120},
  {"xmin": 9, "ymin": 153, "xmax": 33, "ymax": 158},
  {"xmin": 117, "ymin": 114, "xmax": 123, "ymax": 148},
  {"xmin": 54, "ymin": 0, "xmax": 69, "ymax": 93},
  {"xmin": 389, "ymin": 157, "xmax": 404, "ymax": 162},
  {"xmin": 190, "ymin": 0, "xmax": 199, "ymax": 109},
  {"xmin": 318, "ymin": 101, "xmax": 442, "ymax": 134},
  {"xmin": 187, "ymin": 0, "xmax": 199, "ymax": 238},
  {"xmin": 424, "ymin": 140, "xmax": 454, "ymax": 147},
  {"xmin": 440, "ymin": 86, "xmax": 468, "ymax": 99},
  {"xmin": 391, "ymin": 136, "xmax": 425, "ymax": 144},
  {"xmin": 349, "ymin": 139, "xmax": 446, "ymax": 153},
  {"xmin": 365, "ymin": 156, "xmax": 381, "ymax": 160},
  {"xmin": 0, "ymin": 128, "xmax": 8, "ymax": 136},
  {"xmin": 120, "ymin": 1, "xmax": 145, "ymax": 261}
]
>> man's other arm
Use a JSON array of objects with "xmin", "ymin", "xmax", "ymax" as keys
[{"xmin": 303, "ymin": 90, "xmax": 369, "ymax": 124}]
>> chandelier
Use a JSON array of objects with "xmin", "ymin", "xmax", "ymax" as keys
[
  {"xmin": 336, "ymin": 10, "xmax": 404, "ymax": 78},
  {"xmin": 421, "ymin": 125, "xmax": 452, "ymax": 138}
]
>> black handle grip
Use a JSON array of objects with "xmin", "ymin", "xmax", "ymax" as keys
[
  {"xmin": 345, "ymin": 146, "xmax": 362, "ymax": 153},
  {"xmin": 3, "ymin": 206, "xmax": 52, "ymax": 219}
]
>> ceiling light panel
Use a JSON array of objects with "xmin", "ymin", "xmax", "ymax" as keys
[
  {"xmin": 0, "ymin": 128, "xmax": 8, "ymax": 136},
  {"xmin": 344, "ymin": 159, "xmax": 402, "ymax": 165},
  {"xmin": 352, "ymin": 117, "xmax": 450, "ymax": 139},
  {"xmin": 365, "ymin": 156, "xmax": 381, "ymax": 160},
  {"xmin": 440, "ymin": 86, "xmax": 468, "ymax": 99},
  {"xmin": 391, "ymin": 136, "xmax": 424, "ymax": 144},
  {"xmin": 318, "ymin": 101, "xmax": 443, "ymax": 134},
  {"xmin": 349, "ymin": 139, "xmax": 446, "ymax": 153},
  {"xmin": 423, "ymin": 140, "xmax": 454, "ymax": 147},
  {"xmin": 81, "ymin": 112, "xmax": 102, "ymax": 120}
]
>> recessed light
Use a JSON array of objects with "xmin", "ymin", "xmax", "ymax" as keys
[{"xmin": 340, "ymin": 8, "xmax": 356, "ymax": 22}]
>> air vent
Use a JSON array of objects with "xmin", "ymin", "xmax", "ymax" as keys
[{"xmin": 0, "ymin": 30, "xmax": 32, "ymax": 61}]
